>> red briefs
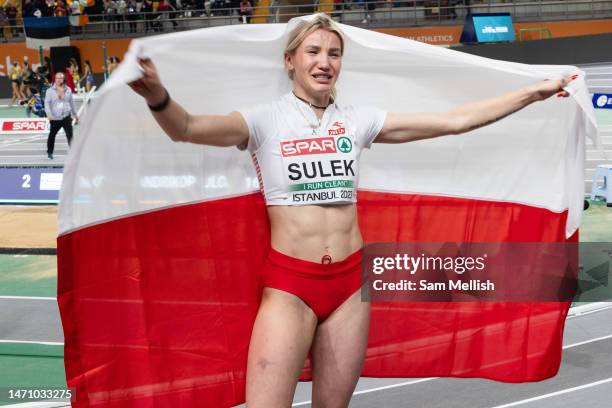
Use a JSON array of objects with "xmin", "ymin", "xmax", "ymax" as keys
[{"xmin": 262, "ymin": 248, "xmax": 364, "ymax": 321}]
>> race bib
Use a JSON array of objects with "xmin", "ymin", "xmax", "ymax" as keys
[{"xmin": 280, "ymin": 122, "xmax": 357, "ymax": 204}]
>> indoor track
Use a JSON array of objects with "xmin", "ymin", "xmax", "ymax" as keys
[{"xmin": 0, "ymin": 297, "xmax": 611, "ymax": 407}]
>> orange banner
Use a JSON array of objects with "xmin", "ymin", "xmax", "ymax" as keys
[
  {"xmin": 0, "ymin": 39, "xmax": 132, "ymax": 76},
  {"xmin": 375, "ymin": 18, "xmax": 612, "ymax": 45},
  {"xmin": 1, "ymin": 18, "xmax": 611, "ymax": 76}
]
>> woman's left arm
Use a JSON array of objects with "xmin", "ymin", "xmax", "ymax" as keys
[{"xmin": 375, "ymin": 75, "xmax": 575, "ymax": 144}]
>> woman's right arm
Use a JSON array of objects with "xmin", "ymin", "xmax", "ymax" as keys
[{"xmin": 128, "ymin": 57, "xmax": 249, "ymax": 146}]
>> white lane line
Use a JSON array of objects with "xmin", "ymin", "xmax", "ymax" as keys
[
  {"xmin": 567, "ymin": 302, "xmax": 612, "ymax": 319},
  {"xmin": 0, "ymin": 296, "xmax": 56, "ymax": 300},
  {"xmin": 0, "ymin": 135, "xmax": 46, "ymax": 149},
  {"xmin": 352, "ymin": 378, "xmax": 437, "ymax": 396},
  {"xmin": 290, "ymin": 334, "xmax": 612, "ymax": 406},
  {"xmin": 0, "ymin": 155, "xmax": 66, "ymax": 158},
  {"xmin": 1, "ymin": 401, "xmax": 71, "ymax": 408},
  {"xmin": 0, "ymin": 339, "xmax": 63, "ymax": 346},
  {"xmin": 0, "ymin": 147, "xmax": 67, "ymax": 151},
  {"xmin": 291, "ymin": 378, "xmax": 437, "ymax": 406},
  {"xmin": 488, "ymin": 377, "xmax": 612, "ymax": 408},
  {"xmin": 568, "ymin": 303, "xmax": 612, "ymax": 318},
  {"xmin": 0, "ymin": 199, "xmax": 59, "ymax": 203},
  {"xmin": 563, "ymin": 333, "xmax": 612, "ymax": 349}
]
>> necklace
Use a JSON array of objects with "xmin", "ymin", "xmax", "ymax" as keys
[
  {"xmin": 292, "ymin": 92, "xmax": 325, "ymax": 136},
  {"xmin": 292, "ymin": 92, "xmax": 330, "ymax": 110}
]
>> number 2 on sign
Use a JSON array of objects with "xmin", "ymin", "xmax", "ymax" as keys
[{"xmin": 22, "ymin": 174, "xmax": 31, "ymax": 188}]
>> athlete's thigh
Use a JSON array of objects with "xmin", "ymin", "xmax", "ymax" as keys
[
  {"xmin": 246, "ymin": 287, "xmax": 318, "ymax": 407},
  {"xmin": 310, "ymin": 289, "xmax": 370, "ymax": 408}
]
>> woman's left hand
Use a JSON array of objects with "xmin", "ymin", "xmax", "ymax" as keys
[{"xmin": 533, "ymin": 74, "xmax": 578, "ymax": 101}]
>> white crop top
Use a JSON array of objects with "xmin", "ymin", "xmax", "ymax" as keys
[{"xmin": 238, "ymin": 92, "xmax": 387, "ymax": 206}]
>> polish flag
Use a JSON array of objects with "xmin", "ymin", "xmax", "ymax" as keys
[{"xmin": 57, "ymin": 16, "xmax": 599, "ymax": 407}]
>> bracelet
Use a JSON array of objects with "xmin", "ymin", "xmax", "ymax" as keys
[{"xmin": 147, "ymin": 89, "xmax": 171, "ymax": 112}]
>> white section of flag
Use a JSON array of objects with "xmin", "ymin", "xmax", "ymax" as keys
[{"xmin": 58, "ymin": 16, "xmax": 599, "ymax": 236}]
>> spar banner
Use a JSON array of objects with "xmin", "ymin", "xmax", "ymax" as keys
[
  {"xmin": 57, "ymin": 15, "xmax": 599, "ymax": 407},
  {"xmin": 0, "ymin": 118, "xmax": 49, "ymax": 135}
]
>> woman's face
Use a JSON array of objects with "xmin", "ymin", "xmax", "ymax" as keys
[{"xmin": 285, "ymin": 28, "xmax": 342, "ymax": 99}]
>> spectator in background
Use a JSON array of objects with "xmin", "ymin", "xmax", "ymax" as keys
[
  {"xmin": 80, "ymin": 60, "xmax": 96, "ymax": 92},
  {"xmin": 23, "ymin": 0, "xmax": 39, "ymax": 17},
  {"xmin": 449, "ymin": 0, "xmax": 462, "ymax": 20},
  {"xmin": 115, "ymin": 0, "xmax": 127, "ymax": 32},
  {"xmin": 361, "ymin": 0, "xmax": 375, "ymax": 24},
  {"xmin": 104, "ymin": 0, "xmax": 117, "ymax": 33},
  {"xmin": 31, "ymin": 67, "xmax": 50, "ymax": 98},
  {"xmin": 239, "ymin": 0, "xmax": 252, "ymax": 24},
  {"xmin": 332, "ymin": 0, "xmax": 347, "ymax": 21},
  {"xmin": 54, "ymin": 0, "xmax": 69, "ymax": 16},
  {"xmin": 182, "ymin": 0, "xmax": 197, "ymax": 17},
  {"xmin": 69, "ymin": 0, "xmax": 81, "ymax": 16},
  {"xmin": 41, "ymin": 56, "xmax": 53, "ymax": 83},
  {"xmin": 68, "ymin": 58, "xmax": 80, "ymax": 92},
  {"xmin": 5, "ymin": 0, "xmax": 18, "ymax": 37},
  {"xmin": 22, "ymin": 88, "xmax": 46, "ymax": 118},
  {"xmin": 106, "ymin": 56, "xmax": 120, "ymax": 75},
  {"xmin": 168, "ymin": 0, "xmax": 179, "ymax": 27},
  {"xmin": 64, "ymin": 65, "xmax": 76, "ymax": 92},
  {"xmin": 44, "ymin": 0, "xmax": 55, "ymax": 17},
  {"xmin": 211, "ymin": 0, "xmax": 228, "ymax": 17},
  {"xmin": 44, "ymin": 72, "xmax": 79, "ymax": 160},
  {"xmin": 126, "ymin": 0, "xmax": 138, "ymax": 33},
  {"xmin": 0, "ymin": 7, "xmax": 7, "ymax": 41},
  {"xmin": 69, "ymin": 0, "xmax": 83, "ymax": 34},
  {"xmin": 157, "ymin": 0, "xmax": 177, "ymax": 30},
  {"xmin": 141, "ymin": 0, "xmax": 155, "ymax": 32},
  {"xmin": 21, "ymin": 59, "xmax": 34, "ymax": 100},
  {"xmin": 194, "ymin": 0, "xmax": 204, "ymax": 16},
  {"xmin": 8, "ymin": 62, "xmax": 25, "ymax": 107}
]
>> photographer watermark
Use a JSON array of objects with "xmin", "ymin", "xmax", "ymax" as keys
[
  {"xmin": 361, "ymin": 242, "xmax": 612, "ymax": 302},
  {"xmin": 0, "ymin": 387, "xmax": 75, "ymax": 403}
]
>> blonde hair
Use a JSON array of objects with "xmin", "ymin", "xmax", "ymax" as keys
[{"xmin": 284, "ymin": 13, "xmax": 344, "ymax": 100}]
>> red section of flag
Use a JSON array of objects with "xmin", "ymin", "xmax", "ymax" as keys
[{"xmin": 57, "ymin": 192, "xmax": 574, "ymax": 407}]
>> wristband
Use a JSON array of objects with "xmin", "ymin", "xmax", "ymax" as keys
[{"xmin": 147, "ymin": 89, "xmax": 170, "ymax": 112}]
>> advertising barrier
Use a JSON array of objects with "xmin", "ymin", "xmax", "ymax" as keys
[
  {"xmin": 0, "ymin": 167, "xmax": 63, "ymax": 203},
  {"xmin": 592, "ymin": 93, "xmax": 612, "ymax": 109},
  {"xmin": 0, "ymin": 118, "xmax": 50, "ymax": 135}
]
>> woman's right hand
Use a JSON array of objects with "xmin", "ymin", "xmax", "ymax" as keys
[{"xmin": 128, "ymin": 57, "xmax": 167, "ymax": 106}]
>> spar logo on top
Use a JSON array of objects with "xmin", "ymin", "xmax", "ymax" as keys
[
  {"xmin": 0, "ymin": 118, "xmax": 50, "ymax": 135},
  {"xmin": 592, "ymin": 93, "xmax": 612, "ymax": 109}
]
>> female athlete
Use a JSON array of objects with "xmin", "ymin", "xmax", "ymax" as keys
[{"xmin": 129, "ymin": 13, "xmax": 573, "ymax": 407}]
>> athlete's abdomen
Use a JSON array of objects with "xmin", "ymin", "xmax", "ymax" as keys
[{"xmin": 267, "ymin": 203, "xmax": 362, "ymax": 263}]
